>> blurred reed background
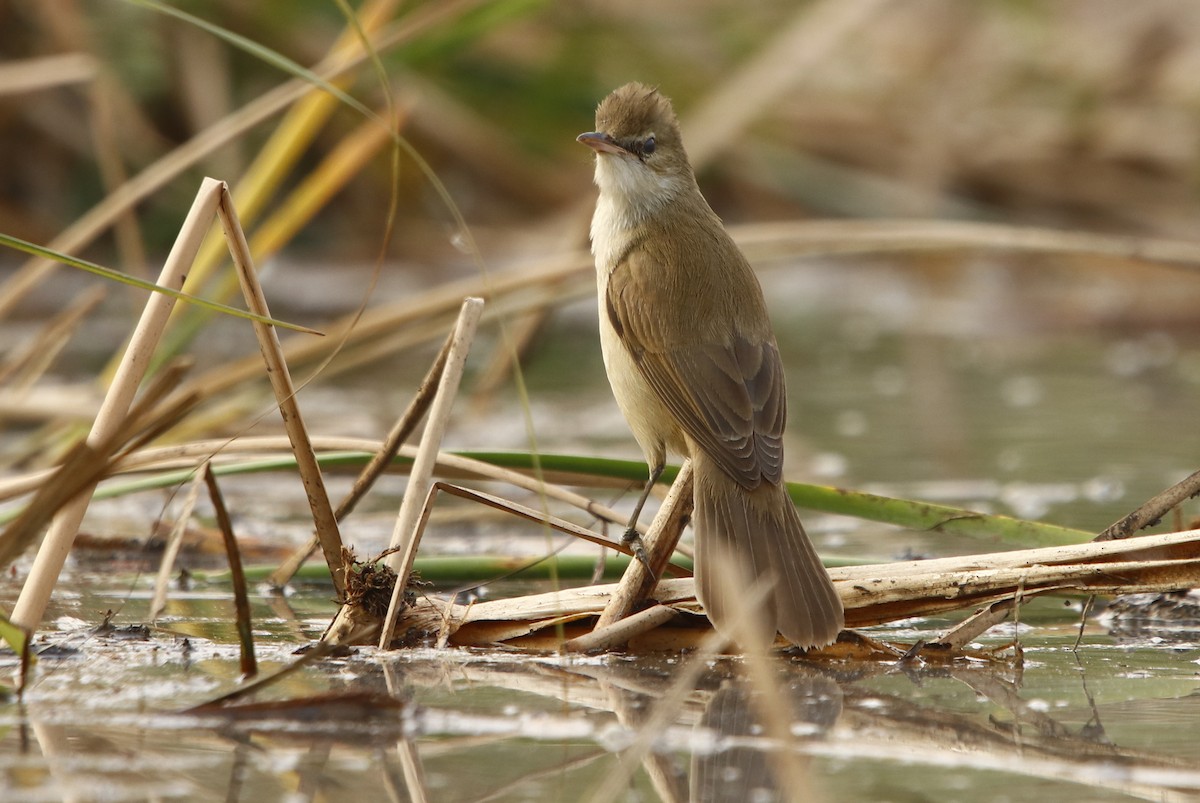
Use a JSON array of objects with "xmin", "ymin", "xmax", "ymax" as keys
[
  {"xmin": 3, "ymin": 0, "xmax": 1200, "ymax": 509},
  {"xmin": 3, "ymin": 0, "xmax": 1200, "ymax": 275}
]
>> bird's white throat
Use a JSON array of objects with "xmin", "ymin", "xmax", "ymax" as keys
[{"xmin": 589, "ymin": 155, "xmax": 681, "ymax": 273}]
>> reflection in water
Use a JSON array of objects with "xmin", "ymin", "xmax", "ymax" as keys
[
  {"xmin": 6, "ymin": 615, "xmax": 1200, "ymax": 801},
  {"xmin": 690, "ymin": 668, "xmax": 842, "ymax": 803}
]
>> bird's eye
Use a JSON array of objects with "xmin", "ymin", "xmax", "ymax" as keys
[{"xmin": 641, "ymin": 136, "xmax": 656, "ymax": 156}]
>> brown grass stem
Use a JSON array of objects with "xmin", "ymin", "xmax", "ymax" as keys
[
  {"xmin": 215, "ymin": 182, "xmax": 345, "ymax": 596},
  {"xmin": 203, "ymin": 463, "xmax": 257, "ymax": 679},
  {"xmin": 0, "ymin": 286, "xmax": 106, "ymax": 390},
  {"xmin": 434, "ymin": 483, "xmax": 686, "ymax": 575}
]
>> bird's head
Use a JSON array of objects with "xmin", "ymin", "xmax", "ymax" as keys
[{"xmin": 578, "ymin": 83, "xmax": 695, "ymax": 217}]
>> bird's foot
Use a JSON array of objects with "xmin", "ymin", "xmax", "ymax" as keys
[{"xmin": 621, "ymin": 528, "xmax": 654, "ymax": 573}]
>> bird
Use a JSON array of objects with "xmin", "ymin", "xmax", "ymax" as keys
[{"xmin": 577, "ymin": 82, "xmax": 843, "ymax": 649}]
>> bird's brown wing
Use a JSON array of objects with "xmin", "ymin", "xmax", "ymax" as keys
[{"xmin": 605, "ymin": 254, "xmax": 785, "ymax": 490}]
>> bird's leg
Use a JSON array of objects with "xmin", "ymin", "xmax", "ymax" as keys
[{"xmin": 622, "ymin": 462, "xmax": 664, "ymax": 572}]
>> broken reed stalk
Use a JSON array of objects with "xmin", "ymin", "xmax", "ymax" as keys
[
  {"xmin": 149, "ymin": 468, "xmax": 206, "ymax": 623},
  {"xmin": 592, "ymin": 460, "xmax": 694, "ymax": 630},
  {"xmin": 203, "ymin": 463, "xmax": 257, "ymax": 678},
  {"xmin": 432, "ymin": 528, "xmax": 1200, "ymax": 651},
  {"xmin": 378, "ymin": 297, "xmax": 484, "ymax": 649},
  {"xmin": 564, "ymin": 604, "xmax": 678, "ymax": 654},
  {"xmin": 1096, "ymin": 467, "xmax": 1200, "ymax": 541},
  {"xmin": 7, "ymin": 179, "xmax": 223, "ymax": 632},
  {"xmin": 933, "ymin": 598, "xmax": 1017, "ymax": 649},
  {"xmin": 267, "ymin": 327, "xmax": 456, "ymax": 590},
  {"xmin": 215, "ymin": 181, "xmax": 346, "ymax": 597}
]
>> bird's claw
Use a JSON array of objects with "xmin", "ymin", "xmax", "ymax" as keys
[{"xmin": 622, "ymin": 528, "xmax": 654, "ymax": 573}]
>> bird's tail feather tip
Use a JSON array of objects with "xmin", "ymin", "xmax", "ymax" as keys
[{"xmin": 693, "ymin": 461, "xmax": 843, "ymax": 651}]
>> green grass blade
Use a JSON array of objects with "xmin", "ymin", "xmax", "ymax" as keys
[
  {"xmin": 2, "ymin": 449, "xmax": 1092, "ymax": 548},
  {"xmin": 455, "ymin": 451, "xmax": 1094, "ymax": 547},
  {"xmin": 0, "ymin": 232, "xmax": 320, "ymax": 335},
  {"xmin": 0, "ymin": 611, "xmax": 32, "ymax": 663}
]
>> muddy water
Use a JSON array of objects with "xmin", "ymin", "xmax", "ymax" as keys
[{"xmin": 3, "ymin": 257, "xmax": 1200, "ymax": 801}]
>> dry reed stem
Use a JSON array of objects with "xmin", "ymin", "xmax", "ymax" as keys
[
  {"xmin": 433, "ymin": 529, "xmax": 1200, "ymax": 649},
  {"xmin": 245, "ymin": 110, "xmax": 401, "ymax": 261},
  {"xmin": 711, "ymin": 551, "xmax": 815, "ymax": 800},
  {"xmin": 0, "ymin": 53, "xmax": 96, "ymax": 95},
  {"xmin": 433, "ymin": 482, "xmax": 688, "ymax": 575},
  {"xmin": 594, "ymin": 460, "xmax": 694, "ymax": 630},
  {"xmin": 267, "ymin": 328, "xmax": 456, "ymax": 589},
  {"xmin": 378, "ymin": 297, "xmax": 484, "ymax": 648},
  {"xmin": 88, "ymin": 73, "xmax": 149, "ymax": 282},
  {"xmin": 598, "ymin": 684, "xmax": 688, "ymax": 803},
  {"xmin": 190, "ymin": 217, "xmax": 1200, "ymax": 403},
  {"xmin": 203, "ymin": 463, "xmax": 257, "ymax": 678},
  {"xmin": 0, "ymin": 360, "xmax": 193, "ymax": 570},
  {"xmin": 732, "ymin": 219, "xmax": 1200, "ymax": 268},
  {"xmin": 470, "ymin": 305, "xmax": 550, "ymax": 411},
  {"xmin": 1096, "ymin": 468, "xmax": 1200, "ymax": 541},
  {"xmin": 215, "ymin": 182, "xmax": 345, "ymax": 597},
  {"xmin": 148, "ymin": 467, "xmax": 205, "ymax": 623},
  {"xmin": 7, "ymin": 179, "xmax": 223, "ymax": 631},
  {"xmin": 395, "ymin": 739, "xmax": 430, "ymax": 803}
]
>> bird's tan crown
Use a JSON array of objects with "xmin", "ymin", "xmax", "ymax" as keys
[{"xmin": 594, "ymin": 82, "xmax": 682, "ymax": 148}]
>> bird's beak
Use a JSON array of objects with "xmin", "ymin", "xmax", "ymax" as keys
[{"xmin": 577, "ymin": 131, "xmax": 628, "ymax": 156}]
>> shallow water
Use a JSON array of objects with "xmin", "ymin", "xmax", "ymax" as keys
[
  {"xmin": 3, "ymin": 588, "xmax": 1199, "ymax": 802},
  {"xmin": 3, "ymin": 256, "xmax": 1200, "ymax": 801}
]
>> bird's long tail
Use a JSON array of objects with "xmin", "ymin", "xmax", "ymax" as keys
[{"xmin": 692, "ymin": 455, "xmax": 844, "ymax": 649}]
